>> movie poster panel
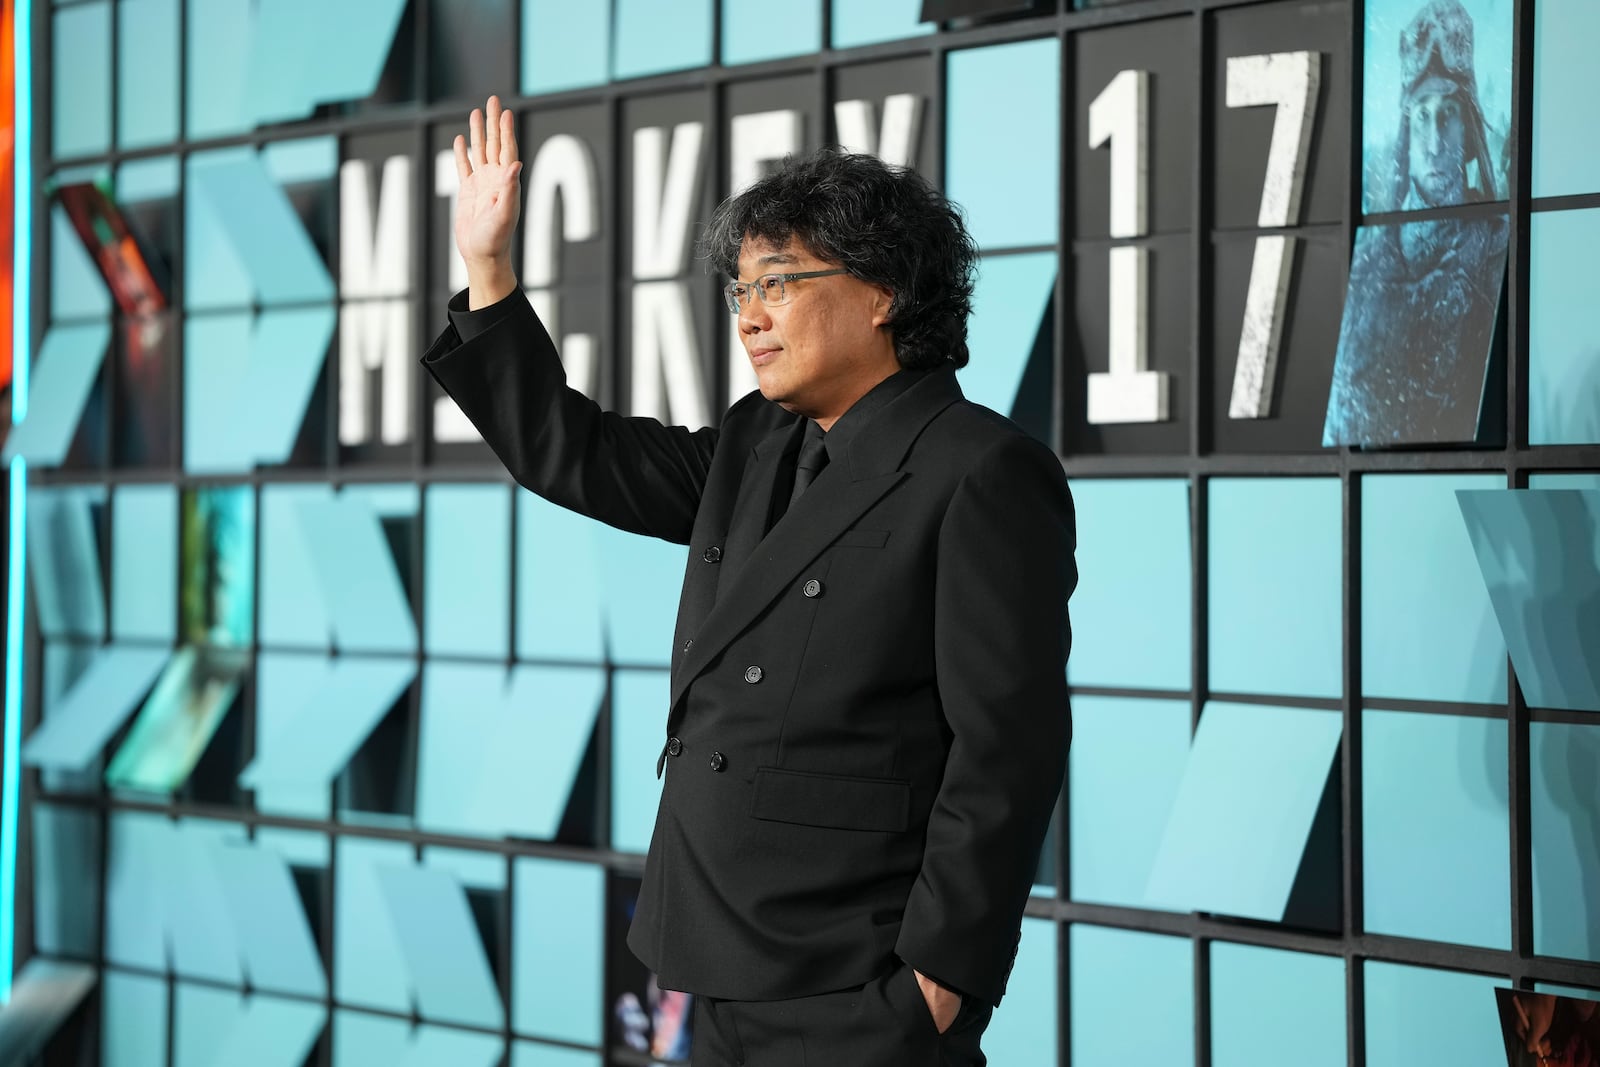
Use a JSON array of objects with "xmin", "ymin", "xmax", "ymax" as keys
[
  {"xmin": 1362, "ymin": 0, "xmax": 1513, "ymax": 213},
  {"xmin": 608, "ymin": 873, "xmax": 693, "ymax": 1064},
  {"xmin": 1497, "ymin": 988, "xmax": 1600, "ymax": 1067},
  {"xmin": 1323, "ymin": 215, "xmax": 1508, "ymax": 447}
]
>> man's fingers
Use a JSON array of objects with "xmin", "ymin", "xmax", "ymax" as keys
[
  {"xmin": 499, "ymin": 106, "xmax": 517, "ymax": 167},
  {"xmin": 468, "ymin": 107, "xmax": 485, "ymax": 168},
  {"xmin": 453, "ymin": 135, "xmax": 472, "ymax": 185},
  {"xmin": 485, "ymin": 96, "xmax": 502, "ymax": 166}
]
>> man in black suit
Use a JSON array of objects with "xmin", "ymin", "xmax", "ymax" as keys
[{"xmin": 425, "ymin": 96, "xmax": 1076, "ymax": 1065}]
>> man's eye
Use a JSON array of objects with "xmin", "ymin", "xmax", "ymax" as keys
[{"xmin": 758, "ymin": 276, "xmax": 783, "ymax": 292}]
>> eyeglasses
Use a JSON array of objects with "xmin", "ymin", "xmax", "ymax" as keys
[{"xmin": 722, "ymin": 269, "xmax": 848, "ymax": 314}]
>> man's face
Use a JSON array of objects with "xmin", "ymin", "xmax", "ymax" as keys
[
  {"xmin": 1408, "ymin": 90, "xmax": 1467, "ymax": 206},
  {"xmin": 734, "ymin": 236, "xmax": 899, "ymax": 428}
]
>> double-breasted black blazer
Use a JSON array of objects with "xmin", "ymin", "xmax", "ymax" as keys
[{"xmin": 423, "ymin": 291, "xmax": 1076, "ymax": 1009}]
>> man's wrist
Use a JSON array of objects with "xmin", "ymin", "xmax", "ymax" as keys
[{"xmin": 465, "ymin": 258, "xmax": 518, "ymax": 310}]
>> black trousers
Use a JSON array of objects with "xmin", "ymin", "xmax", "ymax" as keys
[{"xmin": 688, "ymin": 959, "xmax": 993, "ymax": 1066}]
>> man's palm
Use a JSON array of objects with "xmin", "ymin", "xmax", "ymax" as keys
[{"xmin": 453, "ymin": 98, "xmax": 522, "ymax": 268}]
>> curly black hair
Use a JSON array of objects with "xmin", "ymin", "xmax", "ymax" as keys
[{"xmin": 698, "ymin": 149, "xmax": 979, "ymax": 371}]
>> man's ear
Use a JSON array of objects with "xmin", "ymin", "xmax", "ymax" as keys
[{"xmin": 870, "ymin": 285, "xmax": 895, "ymax": 329}]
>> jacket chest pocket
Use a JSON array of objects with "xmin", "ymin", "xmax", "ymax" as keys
[
  {"xmin": 833, "ymin": 527, "xmax": 890, "ymax": 549},
  {"xmin": 749, "ymin": 766, "xmax": 911, "ymax": 833}
]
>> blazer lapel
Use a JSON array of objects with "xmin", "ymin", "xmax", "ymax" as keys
[{"xmin": 719, "ymin": 418, "xmax": 803, "ymax": 586}]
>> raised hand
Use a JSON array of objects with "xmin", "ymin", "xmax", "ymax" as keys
[{"xmin": 453, "ymin": 95, "xmax": 522, "ymax": 309}]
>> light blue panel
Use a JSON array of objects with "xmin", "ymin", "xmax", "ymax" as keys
[
  {"xmin": 39, "ymin": 643, "xmax": 103, "ymax": 795},
  {"xmin": 417, "ymin": 662, "xmax": 605, "ymax": 840},
  {"xmin": 168, "ymin": 819, "xmax": 248, "ymax": 983},
  {"xmin": 612, "ymin": 669, "xmax": 669, "ymax": 854},
  {"xmin": 1534, "ymin": 0, "xmax": 1600, "ymax": 198},
  {"xmin": 52, "ymin": 2, "xmax": 111, "ymax": 158},
  {"xmin": 522, "ymin": 0, "xmax": 610, "ymax": 94},
  {"xmin": 374, "ymin": 863, "xmax": 504, "ymax": 1029},
  {"xmin": 405, "ymin": 1027, "xmax": 506, "ymax": 1067},
  {"xmin": 5, "ymin": 321, "xmax": 110, "ymax": 465},
  {"xmin": 32, "ymin": 804, "xmax": 101, "ymax": 958},
  {"xmin": 175, "ymin": 986, "xmax": 325, "ymax": 1067},
  {"xmin": 1211, "ymin": 944, "xmax": 1345, "ymax": 1067},
  {"xmin": 171, "ymin": 985, "xmax": 243, "ymax": 1067},
  {"xmin": 117, "ymin": 155, "xmax": 180, "ymax": 203},
  {"xmin": 517, "ymin": 490, "xmax": 605, "ymax": 662},
  {"xmin": 245, "ymin": 0, "xmax": 407, "ymax": 126},
  {"xmin": 1531, "ymin": 474, "xmax": 1600, "ymax": 490},
  {"xmin": 49, "ymin": 204, "xmax": 111, "ymax": 319},
  {"xmin": 1363, "ymin": 709, "xmax": 1510, "ymax": 948},
  {"xmin": 1065, "ymin": 479, "xmax": 1191, "ymax": 690},
  {"xmin": 424, "ymin": 846, "xmax": 506, "ymax": 892},
  {"xmin": 188, "ymin": 151, "xmax": 334, "ymax": 305},
  {"xmin": 259, "ymin": 485, "xmax": 334, "ymax": 648},
  {"xmin": 1208, "ymin": 478, "xmax": 1342, "ymax": 698},
  {"xmin": 1458, "ymin": 489, "xmax": 1600, "ymax": 712},
  {"xmin": 244, "ymin": 305, "xmax": 338, "ymax": 464},
  {"xmin": 947, "ymin": 39, "xmax": 1059, "ymax": 250},
  {"xmin": 334, "ymin": 836, "xmax": 413, "ymax": 1013},
  {"xmin": 112, "ymin": 485, "xmax": 177, "ymax": 641},
  {"xmin": 296, "ymin": 492, "xmax": 417, "ymax": 652},
  {"xmin": 183, "ymin": 149, "xmax": 255, "ymax": 310},
  {"xmin": 20, "ymin": 645, "xmax": 167, "ymax": 770},
  {"xmin": 612, "ymin": 0, "xmax": 713, "ymax": 80},
  {"xmin": 722, "ymin": 0, "xmax": 820, "ymax": 65},
  {"xmin": 1536, "ymin": 983, "xmax": 1600, "ymax": 1000},
  {"xmin": 512, "ymin": 1042, "xmax": 602, "ymax": 1067},
  {"xmin": 1531, "ymin": 722, "xmax": 1600, "ymax": 961},
  {"xmin": 513, "ymin": 857, "xmax": 604, "ymax": 1046},
  {"xmin": 1070, "ymin": 926, "xmax": 1194, "ymax": 1067},
  {"xmin": 332, "ymin": 1010, "xmax": 411, "ymax": 1066},
  {"xmin": 27, "ymin": 486, "xmax": 107, "ymax": 641},
  {"xmin": 597, "ymin": 525, "xmax": 688, "ymax": 665},
  {"xmin": 104, "ymin": 811, "xmax": 170, "ymax": 969},
  {"xmin": 425, "ymin": 484, "xmax": 511, "ymax": 659},
  {"xmin": 209, "ymin": 838, "xmax": 328, "ymax": 997},
  {"xmin": 1069, "ymin": 695, "xmax": 1191, "ymax": 908},
  {"xmin": 960, "ymin": 252, "xmax": 1055, "ymax": 417},
  {"xmin": 982, "ymin": 918, "xmax": 1056, "ymax": 1067},
  {"xmin": 240, "ymin": 655, "xmax": 414, "ymax": 789},
  {"xmin": 183, "ymin": 311, "xmax": 253, "ymax": 471},
  {"xmin": 1362, "ymin": 474, "xmax": 1507, "ymax": 703},
  {"xmin": 1530, "ymin": 211, "xmax": 1600, "ymax": 444},
  {"xmin": 1364, "ymin": 962, "xmax": 1508, "ymax": 1067},
  {"xmin": 102, "ymin": 971, "xmax": 168, "ymax": 1067},
  {"xmin": 1145, "ymin": 702, "xmax": 1341, "ymax": 920},
  {"xmin": 185, "ymin": 0, "xmax": 252, "ymax": 139},
  {"xmin": 117, "ymin": 0, "xmax": 179, "ymax": 149},
  {"xmin": 830, "ymin": 0, "xmax": 934, "ymax": 48},
  {"xmin": 262, "ymin": 136, "xmax": 339, "ymax": 185}
]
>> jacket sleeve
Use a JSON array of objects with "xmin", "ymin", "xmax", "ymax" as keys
[
  {"xmin": 895, "ymin": 431, "xmax": 1077, "ymax": 1007},
  {"xmin": 422, "ymin": 289, "xmax": 719, "ymax": 544}
]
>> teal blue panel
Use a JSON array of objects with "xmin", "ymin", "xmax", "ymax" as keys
[
  {"xmin": 259, "ymin": 486, "xmax": 334, "ymax": 648},
  {"xmin": 830, "ymin": 0, "xmax": 934, "ymax": 48},
  {"xmin": 1531, "ymin": 722, "xmax": 1600, "ymax": 961},
  {"xmin": 262, "ymin": 136, "xmax": 339, "ymax": 184},
  {"xmin": 612, "ymin": 669, "xmax": 668, "ymax": 854},
  {"xmin": 332, "ymin": 1010, "xmax": 411, "ymax": 1065},
  {"xmin": 1531, "ymin": 474, "xmax": 1600, "ymax": 490},
  {"xmin": 1536, "ymin": 983, "xmax": 1600, "ymax": 1000},
  {"xmin": 32, "ymin": 804, "xmax": 101, "ymax": 958},
  {"xmin": 1362, "ymin": 473, "xmax": 1507, "ymax": 703},
  {"xmin": 334, "ymin": 836, "xmax": 413, "ymax": 1013},
  {"xmin": 175, "ymin": 985, "xmax": 325, "ymax": 1067},
  {"xmin": 183, "ymin": 311, "xmax": 253, "ymax": 471},
  {"xmin": 1208, "ymin": 478, "xmax": 1342, "ymax": 698},
  {"xmin": 425, "ymin": 845, "xmax": 506, "ymax": 891},
  {"xmin": 1070, "ymin": 925, "xmax": 1194, "ymax": 1067},
  {"xmin": 183, "ymin": 150, "xmax": 255, "ymax": 309},
  {"xmin": 1065, "ymin": 479, "xmax": 1191, "ymax": 690},
  {"xmin": 947, "ymin": 39, "xmax": 1059, "ymax": 250},
  {"xmin": 1364, "ymin": 962, "xmax": 1508, "ymax": 1067},
  {"xmin": 244, "ymin": 305, "xmax": 337, "ymax": 464},
  {"xmin": 405, "ymin": 1026, "xmax": 506, "ymax": 1067},
  {"xmin": 5, "ymin": 321, "xmax": 109, "ymax": 465},
  {"xmin": 722, "ymin": 0, "xmax": 820, "ymax": 65},
  {"xmin": 27, "ymin": 486, "xmax": 107, "ymax": 641},
  {"xmin": 1211, "ymin": 944, "xmax": 1345, "ymax": 1067},
  {"xmin": 296, "ymin": 492, "xmax": 417, "ymax": 652},
  {"xmin": 112, "ymin": 484, "xmax": 177, "ymax": 641},
  {"xmin": 1530, "ymin": 211, "xmax": 1600, "ymax": 444},
  {"xmin": 52, "ymin": 3, "xmax": 111, "ymax": 158},
  {"xmin": 596, "ymin": 525, "xmax": 688, "ymax": 665},
  {"xmin": 517, "ymin": 489, "xmax": 605, "ymax": 662},
  {"xmin": 1534, "ymin": 0, "xmax": 1600, "ymax": 198},
  {"xmin": 522, "ymin": 0, "xmax": 609, "ymax": 94},
  {"xmin": 982, "ymin": 918, "xmax": 1056, "ymax": 1067},
  {"xmin": 40, "ymin": 643, "xmax": 103, "ymax": 795},
  {"xmin": 417, "ymin": 663, "xmax": 605, "ymax": 840},
  {"xmin": 1069, "ymin": 695, "xmax": 1191, "ymax": 908},
  {"xmin": 209, "ymin": 839, "xmax": 327, "ymax": 997},
  {"xmin": 49, "ymin": 205, "xmax": 111, "ymax": 319},
  {"xmin": 612, "ymin": 0, "xmax": 713, "ymax": 80},
  {"xmin": 117, "ymin": 155, "xmax": 180, "ymax": 202},
  {"xmin": 425, "ymin": 484, "xmax": 512, "ymax": 659},
  {"xmin": 1458, "ymin": 489, "xmax": 1600, "ymax": 712},
  {"xmin": 103, "ymin": 812, "xmax": 173, "ymax": 967},
  {"xmin": 513, "ymin": 857, "xmax": 604, "ymax": 1046},
  {"xmin": 239, "ymin": 655, "xmax": 414, "ymax": 788},
  {"xmin": 20, "ymin": 645, "xmax": 167, "ymax": 770},
  {"xmin": 1145, "ymin": 701, "xmax": 1341, "ymax": 920},
  {"xmin": 512, "ymin": 1042, "xmax": 602, "ymax": 1067},
  {"xmin": 185, "ymin": 0, "xmax": 252, "ymax": 139},
  {"xmin": 1363, "ymin": 708, "xmax": 1510, "ymax": 948},
  {"xmin": 102, "ymin": 972, "xmax": 168, "ymax": 1067},
  {"xmin": 960, "ymin": 252, "xmax": 1055, "ymax": 417},
  {"xmin": 373, "ymin": 863, "xmax": 504, "ymax": 1028},
  {"xmin": 187, "ymin": 151, "xmax": 334, "ymax": 305},
  {"xmin": 117, "ymin": 0, "xmax": 179, "ymax": 149},
  {"xmin": 167, "ymin": 818, "xmax": 248, "ymax": 983},
  {"xmin": 245, "ymin": 0, "xmax": 407, "ymax": 126}
]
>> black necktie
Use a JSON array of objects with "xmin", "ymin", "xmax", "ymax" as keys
[{"xmin": 790, "ymin": 423, "xmax": 830, "ymax": 506}]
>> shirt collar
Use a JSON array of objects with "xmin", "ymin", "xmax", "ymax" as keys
[{"xmin": 815, "ymin": 368, "xmax": 924, "ymax": 458}]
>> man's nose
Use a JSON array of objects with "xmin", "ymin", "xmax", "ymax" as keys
[{"xmin": 738, "ymin": 297, "xmax": 771, "ymax": 332}]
